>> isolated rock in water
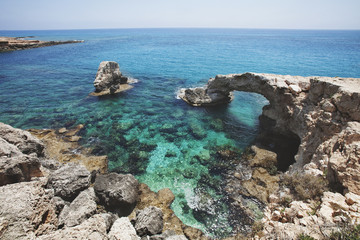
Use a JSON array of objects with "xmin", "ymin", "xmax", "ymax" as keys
[
  {"xmin": 46, "ymin": 162, "xmax": 91, "ymax": 201},
  {"xmin": 38, "ymin": 213, "xmax": 114, "ymax": 240},
  {"xmin": 134, "ymin": 206, "xmax": 163, "ymax": 236},
  {"xmin": 108, "ymin": 217, "xmax": 140, "ymax": 240},
  {"xmin": 0, "ymin": 180, "xmax": 57, "ymax": 240},
  {"xmin": 94, "ymin": 172, "xmax": 139, "ymax": 216},
  {"xmin": 0, "ymin": 122, "xmax": 44, "ymax": 156},
  {"xmin": 59, "ymin": 187, "xmax": 97, "ymax": 227},
  {"xmin": 93, "ymin": 61, "xmax": 128, "ymax": 93}
]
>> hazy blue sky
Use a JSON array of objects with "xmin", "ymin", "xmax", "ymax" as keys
[{"xmin": 1, "ymin": 0, "xmax": 359, "ymax": 30}]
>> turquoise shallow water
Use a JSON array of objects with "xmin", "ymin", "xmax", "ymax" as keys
[{"xmin": 0, "ymin": 28, "xmax": 360, "ymax": 237}]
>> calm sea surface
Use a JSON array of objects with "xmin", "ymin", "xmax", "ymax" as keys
[{"xmin": 0, "ymin": 28, "xmax": 359, "ymax": 237}]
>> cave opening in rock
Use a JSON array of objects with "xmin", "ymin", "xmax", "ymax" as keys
[{"xmin": 256, "ymin": 115, "xmax": 301, "ymax": 172}]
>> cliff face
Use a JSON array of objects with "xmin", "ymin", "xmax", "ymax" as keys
[{"xmin": 179, "ymin": 73, "xmax": 360, "ymax": 195}]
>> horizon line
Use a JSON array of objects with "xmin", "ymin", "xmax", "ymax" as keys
[{"xmin": 1, "ymin": 26, "xmax": 360, "ymax": 31}]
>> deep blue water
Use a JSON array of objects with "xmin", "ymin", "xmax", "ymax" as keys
[{"xmin": 0, "ymin": 28, "xmax": 359, "ymax": 237}]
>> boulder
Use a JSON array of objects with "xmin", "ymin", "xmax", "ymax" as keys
[
  {"xmin": 59, "ymin": 188, "xmax": 97, "ymax": 227},
  {"xmin": 46, "ymin": 163, "xmax": 91, "ymax": 201},
  {"xmin": 0, "ymin": 124, "xmax": 43, "ymax": 186},
  {"xmin": 0, "ymin": 122, "xmax": 44, "ymax": 157},
  {"xmin": 0, "ymin": 151, "xmax": 42, "ymax": 186},
  {"xmin": 134, "ymin": 206, "xmax": 163, "ymax": 236},
  {"xmin": 108, "ymin": 217, "xmax": 139, "ymax": 240},
  {"xmin": 0, "ymin": 180, "xmax": 57, "ymax": 239},
  {"xmin": 93, "ymin": 61, "xmax": 128, "ymax": 93},
  {"xmin": 94, "ymin": 172, "xmax": 139, "ymax": 216}
]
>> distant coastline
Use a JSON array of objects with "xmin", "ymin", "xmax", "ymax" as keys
[{"xmin": 0, "ymin": 36, "xmax": 83, "ymax": 52}]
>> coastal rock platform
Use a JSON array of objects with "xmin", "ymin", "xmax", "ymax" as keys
[{"xmin": 0, "ymin": 36, "xmax": 83, "ymax": 52}]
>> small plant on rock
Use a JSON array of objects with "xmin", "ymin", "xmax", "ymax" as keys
[{"xmin": 281, "ymin": 172, "xmax": 329, "ymax": 201}]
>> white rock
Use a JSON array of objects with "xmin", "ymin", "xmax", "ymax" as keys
[{"xmin": 108, "ymin": 217, "xmax": 139, "ymax": 240}]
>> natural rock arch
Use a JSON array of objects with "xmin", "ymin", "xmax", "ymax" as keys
[{"xmin": 179, "ymin": 72, "xmax": 360, "ymax": 194}]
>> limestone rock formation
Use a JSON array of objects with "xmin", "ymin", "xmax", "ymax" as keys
[
  {"xmin": 180, "ymin": 72, "xmax": 360, "ymax": 239},
  {"xmin": 0, "ymin": 122, "xmax": 44, "ymax": 156},
  {"xmin": 58, "ymin": 187, "xmax": 97, "ymax": 227},
  {"xmin": 38, "ymin": 213, "xmax": 114, "ymax": 240},
  {"xmin": 94, "ymin": 172, "xmax": 139, "ymax": 216},
  {"xmin": 92, "ymin": 61, "xmax": 133, "ymax": 96},
  {"xmin": 0, "ymin": 180, "xmax": 58, "ymax": 239},
  {"xmin": 108, "ymin": 217, "xmax": 139, "ymax": 240},
  {"xmin": 0, "ymin": 122, "xmax": 44, "ymax": 185},
  {"xmin": 179, "ymin": 73, "xmax": 360, "ymax": 194},
  {"xmin": 46, "ymin": 162, "xmax": 91, "ymax": 201},
  {"xmin": 134, "ymin": 206, "xmax": 164, "ymax": 236}
]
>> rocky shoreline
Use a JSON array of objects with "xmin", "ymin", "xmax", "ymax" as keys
[
  {"xmin": 0, "ymin": 36, "xmax": 83, "ymax": 52},
  {"xmin": 0, "ymin": 122, "xmax": 206, "ymax": 239},
  {"xmin": 179, "ymin": 73, "xmax": 360, "ymax": 239},
  {"xmin": 1, "ymin": 71, "xmax": 360, "ymax": 239}
]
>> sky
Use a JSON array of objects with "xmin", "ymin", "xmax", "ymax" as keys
[{"xmin": 0, "ymin": 0, "xmax": 359, "ymax": 30}]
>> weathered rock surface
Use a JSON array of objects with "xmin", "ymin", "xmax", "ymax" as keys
[
  {"xmin": 59, "ymin": 187, "xmax": 97, "ymax": 227},
  {"xmin": 92, "ymin": 61, "xmax": 133, "ymax": 96},
  {"xmin": 94, "ymin": 172, "xmax": 139, "ymax": 216},
  {"xmin": 180, "ymin": 73, "xmax": 360, "ymax": 238},
  {"xmin": 179, "ymin": 73, "xmax": 360, "ymax": 194},
  {"xmin": 0, "ymin": 122, "xmax": 44, "ymax": 156},
  {"xmin": 0, "ymin": 122, "xmax": 44, "ymax": 185},
  {"xmin": 108, "ymin": 217, "xmax": 139, "ymax": 240},
  {"xmin": 0, "ymin": 180, "xmax": 58, "ymax": 239},
  {"xmin": 38, "ymin": 213, "xmax": 114, "ymax": 240},
  {"xmin": 134, "ymin": 206, "xmax": 163, "ymax": 236},
  {"xmin": 46, "ymin": 162, "xmax": 91, "ymax": 201}
]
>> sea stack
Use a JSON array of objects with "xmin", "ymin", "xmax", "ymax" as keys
[{"xmin": 92, "ymin": 61, "xmax": 133, "ymax": 96}]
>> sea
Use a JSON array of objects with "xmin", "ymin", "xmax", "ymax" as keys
[{"xmin": 0, "ymin": 28, "xmax": 359, "ymax": 237}]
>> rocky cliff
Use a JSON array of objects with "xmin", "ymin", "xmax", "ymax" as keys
[{"xmin": 179, "ymin": 73, "xmax": 360, "ymax": 239}]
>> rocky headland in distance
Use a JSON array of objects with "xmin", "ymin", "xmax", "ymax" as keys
[{"xmin": 0, "ymin": 36, "xmax": 84, "ymax": 52}]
